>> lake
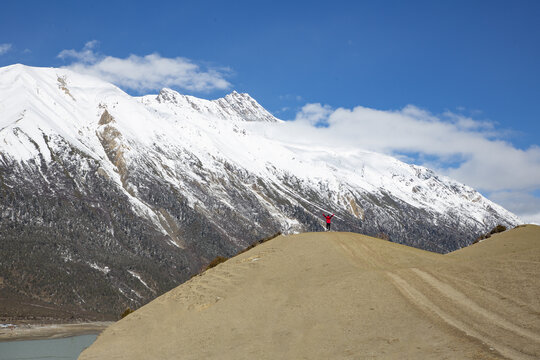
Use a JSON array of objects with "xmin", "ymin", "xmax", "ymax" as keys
[{"xmin": 0, "ymin": 334, "xmax": 97, "ymax": 360}]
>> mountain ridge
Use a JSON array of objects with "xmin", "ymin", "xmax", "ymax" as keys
[{"xmin": 0, "ymin": 64, "xmax": 521, "ymax": 318}]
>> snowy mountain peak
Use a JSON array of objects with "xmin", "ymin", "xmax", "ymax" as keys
[
  {"xmin": 218, "ymin": 90, "xmax": 278, "ymax": 122},
  {"xmin": 156, "ymin": 88, "xmax": 182, "ymax": 102},
  {"xmin": 150, "ymin": 87, "xmax": 278, "ymax": 123}
]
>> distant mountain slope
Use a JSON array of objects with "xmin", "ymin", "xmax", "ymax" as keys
[
  {"xmin": 80, "ymin": 226, "xmax": 540, "ymax": 360},
  {"xmin": 0, "ymin": 64, "xmax": 521, "ymax": 318}
]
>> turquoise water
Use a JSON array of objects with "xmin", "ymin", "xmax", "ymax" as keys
[{"xmin": 0, "ymin": 334, "xmax": 97, "ymax": 360}]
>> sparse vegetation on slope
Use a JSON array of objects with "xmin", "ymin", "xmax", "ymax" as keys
[
  {"xmin": 238, "ymin": 231, "xmax": 282, "ymax": 255},
  {"xmin": 120, "ymin": 307, "xmax": 134, "ymax": 319},
  {"xmin": 202, "ymin": 232, "xmax": 282, "ymax": 273},
  {"xmin": 474, "ymin": 224, "xmax": 508, "ymax": 243},
  {"xmin": 204, "ymin": 256, "xmax": 229, "ymax": 271}
]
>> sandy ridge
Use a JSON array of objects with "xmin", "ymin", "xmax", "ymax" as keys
[
  {"xmin": 80, "ymin": 226, "xmax": 540, "ymax": 360},
  {"xmin": 334, "ymin": 229, "xmax": 539, "ymax": 358}
]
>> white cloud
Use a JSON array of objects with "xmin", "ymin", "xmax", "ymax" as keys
[
  {"xmin": 488, "ymin": 191, "xmax": 540, "ymax": 224},
  {"xmin": 294, "ymin": 103, "xmax": 333, "ymax": 126},
  {"xmin": 58, "ymin": 41, "xmax": 231, "ymax": 93},
  {"xmin": 0, "ymin": 43, "xmax": 12, "ymax": 55},
  {"xmin": 522, "ymin": 212, "xmax": 540, "ymax": 225},
  {"xmin": 276, "ymin": 103, "xmax": 540, "ymax": 220},
  {"xmin": 58, "ymin": 40, "xmax": 99, "ymax": 63}
]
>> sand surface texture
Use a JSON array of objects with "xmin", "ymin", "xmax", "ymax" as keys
[{"xmin": 80, "ymin": 225, "xmax": 540, "ymax": 360}]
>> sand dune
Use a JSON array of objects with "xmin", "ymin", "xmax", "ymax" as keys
[{"xmin": 80, "ymin": 225, "xmax": 540, "ymax": 360}]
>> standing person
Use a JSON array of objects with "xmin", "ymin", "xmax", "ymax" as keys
[{"xmin": 322, "ymin": 212, "xmax": 334, "ymax": 231}]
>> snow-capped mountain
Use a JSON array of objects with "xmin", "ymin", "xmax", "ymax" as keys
[{"xmin": 0, "ymin": 64, "xmax": 521, "ymax": 317}]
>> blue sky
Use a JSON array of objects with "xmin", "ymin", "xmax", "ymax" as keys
[{"xmin": 1, "ymin": 0, "xmax": 540, "ymax": 222}]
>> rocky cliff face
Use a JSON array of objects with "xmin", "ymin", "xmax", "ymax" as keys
[{"xmin": 0, "ymin": 64, "xmax": 521, "ymax": 318}]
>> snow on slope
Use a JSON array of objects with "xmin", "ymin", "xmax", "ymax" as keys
[
  {"xmin": 0, "ymin": 64, "xmax": 521, "ymax": 235},
  {"xmin": 0, "ymin": 64, "xmax": 177, "ymax": 231},
  {"xmin": 0, "ymin": 64, "xmax": 524, "ymax": 315},
  {"xmin": 137, "ymin": 87, "xmax": 520, "ymax": 227}
]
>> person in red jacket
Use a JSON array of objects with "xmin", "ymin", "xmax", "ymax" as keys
[{"xmin": 322, "ymin": 212, "xmax": 334, "ymax": 231}]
